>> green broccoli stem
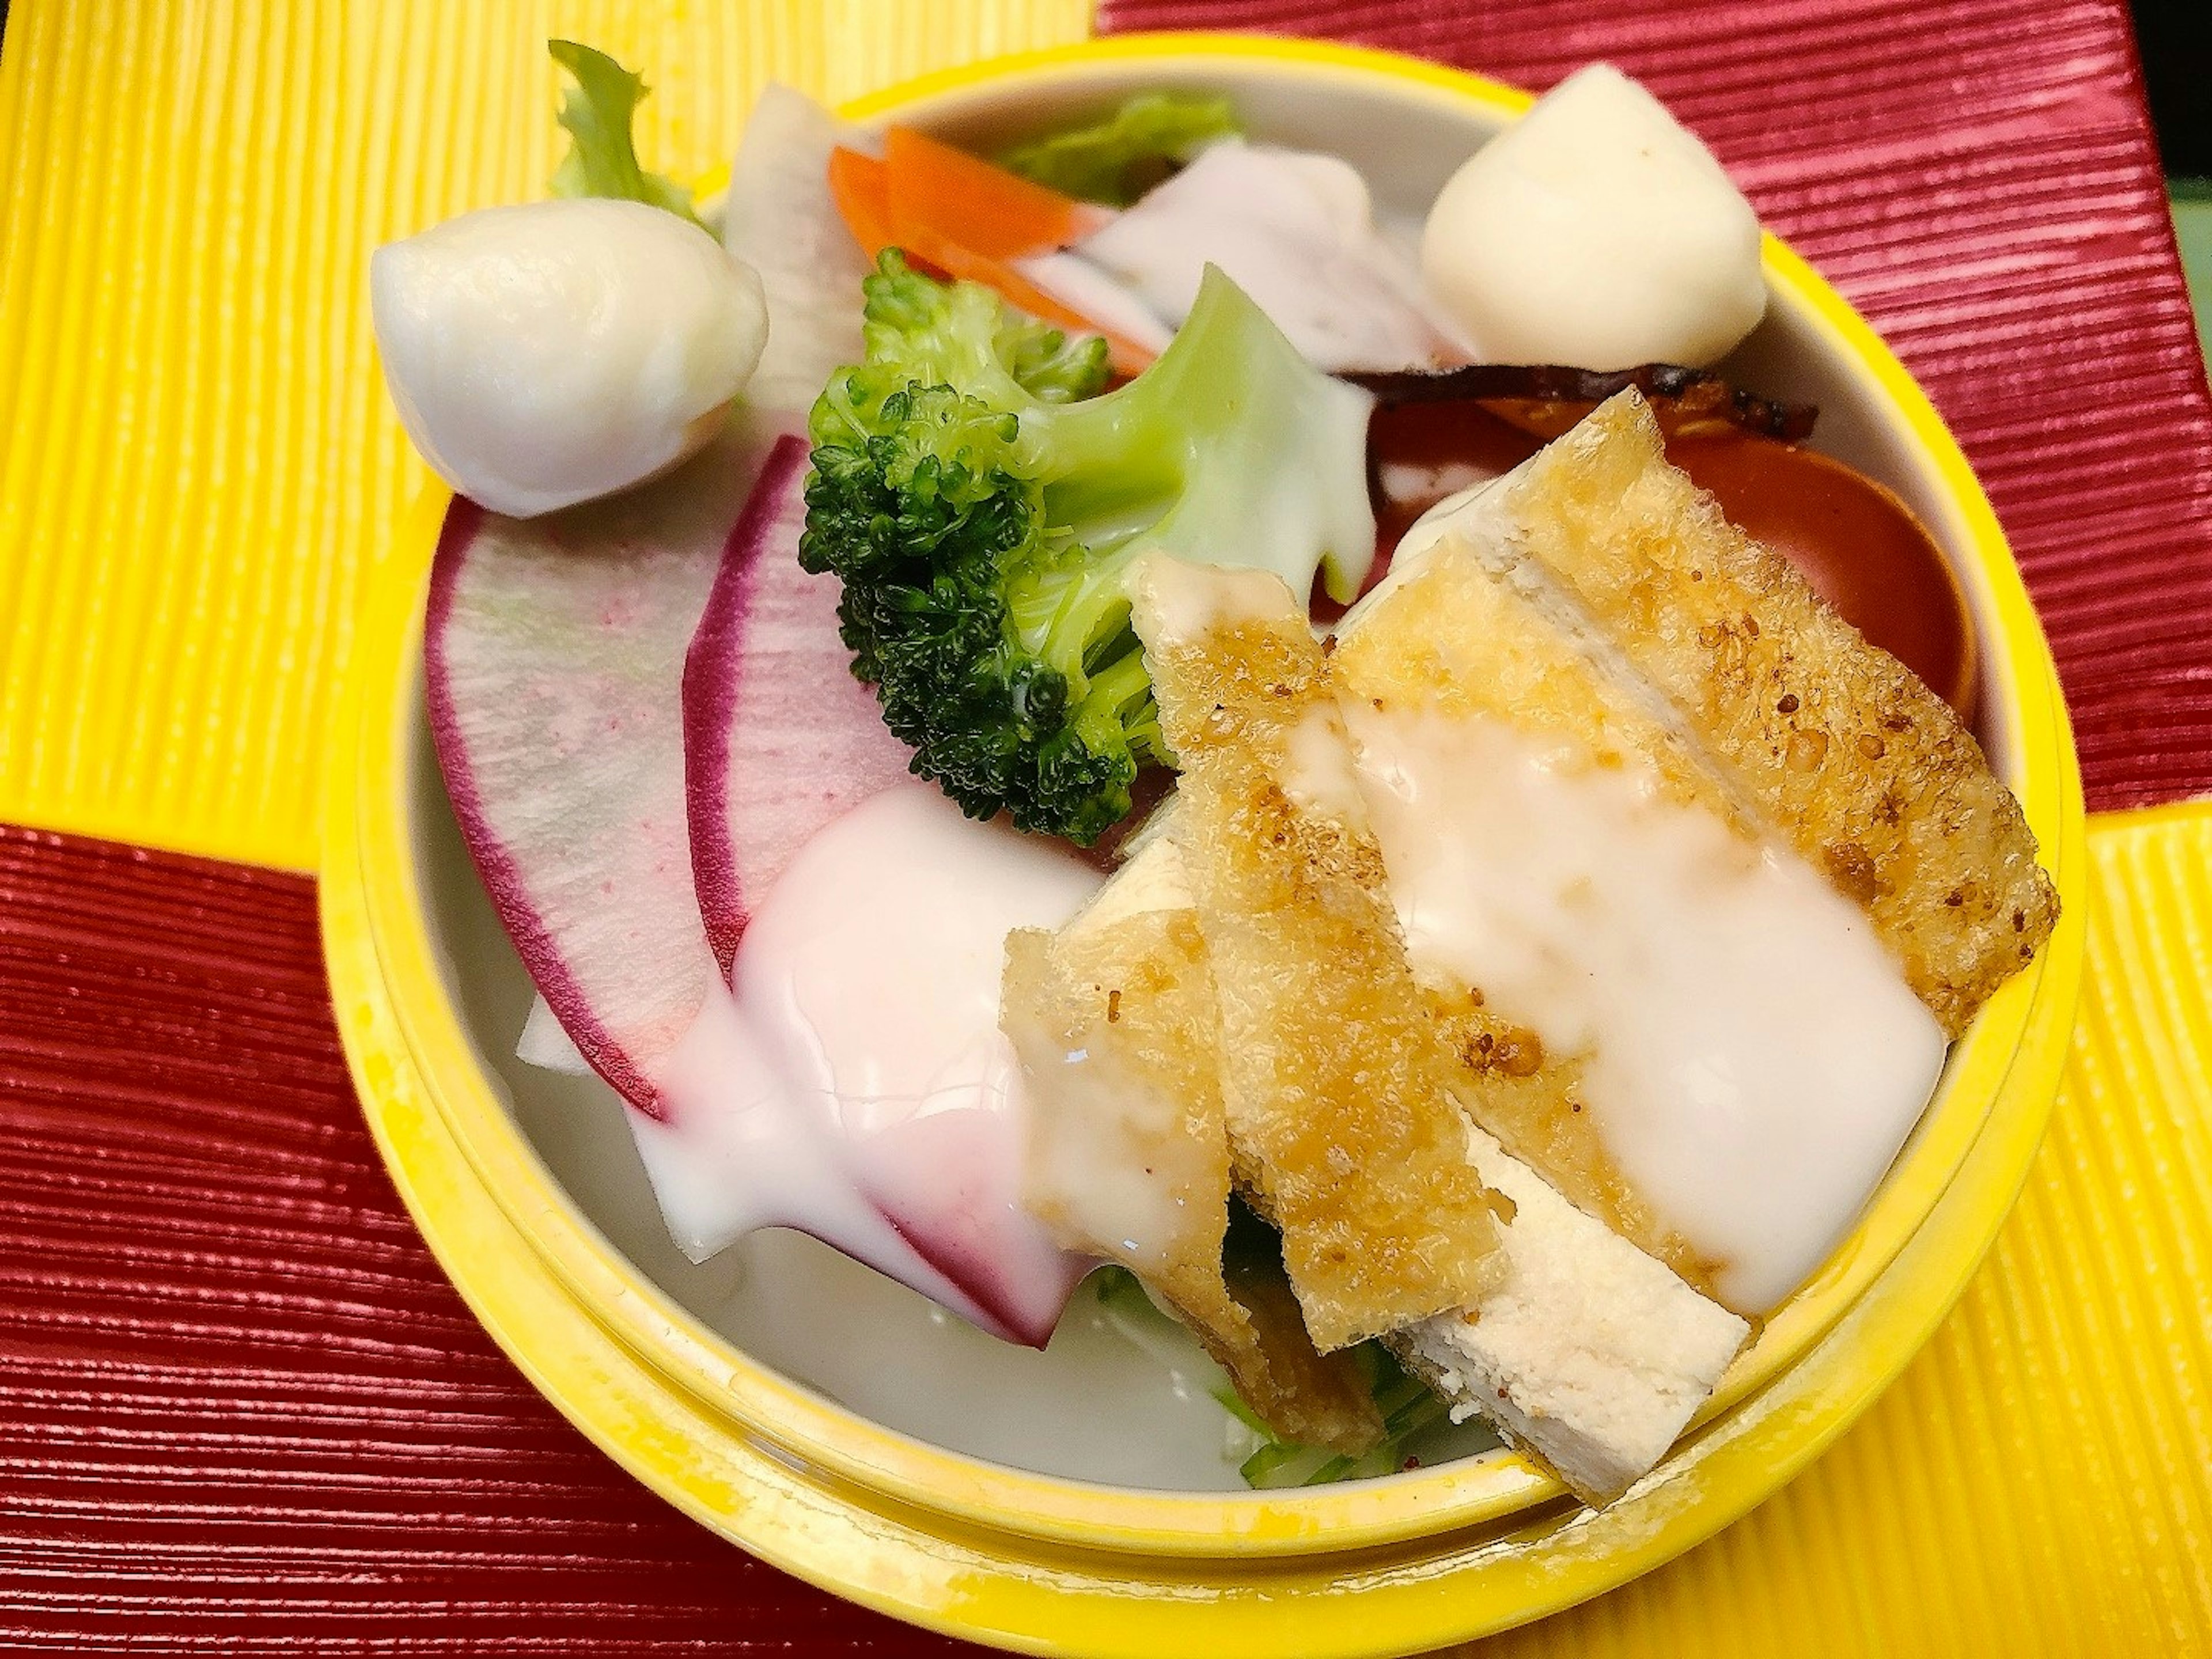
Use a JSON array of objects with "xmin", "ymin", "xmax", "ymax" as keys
[
  {"xmin": 1003, "ymin": 541, "xmax": 1141, "ymax": 681},
  {"xmin": 1028, "ymin": 267, "xmax": 1377, "ymax": 607},
  {"xmin": 1069, "ymin": 646, "xmax": 1162, "ymax": 767}
]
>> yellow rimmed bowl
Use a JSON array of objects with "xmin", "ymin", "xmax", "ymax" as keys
[{"xmin": 321, "ymin": 32, "xmax": 2089, "ymax": 1657}]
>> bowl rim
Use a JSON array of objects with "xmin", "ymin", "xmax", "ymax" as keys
[{"xmin": 321, "ymin": 25, "xmax": 2089, "ymax": 1633}]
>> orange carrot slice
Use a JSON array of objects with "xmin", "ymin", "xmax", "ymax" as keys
[
  {"xmin": 882, "ymin": 126, "xmax": 1111, "ymax": 259},
  {"xmin": 922, "ymin": 237, "xmax": 1155, "ymax": 378},
  {"xmin": 827, "ymin": 146, "xmax": 895, "ymax": 260},
  {"xmin": 824, "ymin": 137, "xmax": 1155, "ymax": 377}
]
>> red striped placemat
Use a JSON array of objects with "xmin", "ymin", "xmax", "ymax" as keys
[
  {"xmin": 2, "ymin": 1, "xmax": 2206, "ymax": 1651},
  {"xmin": 1101, "ymin": 0, "xmax": 2212, "ymax": 812}
]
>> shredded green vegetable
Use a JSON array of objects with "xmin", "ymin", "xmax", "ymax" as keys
[
  {"xmin": 547, "ymin": 40, "xmax": 706, "ymax": 231},
  {"xmin": 1234, "ymin": 1343, "xmax": 1450, "ymax": 1488},
  {"xmin": 1086, "ymin": 1266, "xmax": 1448, "ymax": 1487},
  {"xmin": 998, "ymin": 91, "xmax": 1241, "ymax": 206}
]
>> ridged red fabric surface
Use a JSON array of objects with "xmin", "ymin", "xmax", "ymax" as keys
[
  {"xmin": 0, "ymin": 825, "xmax": 962, "ymax": 1653},
  {"xmin": 3, "ymin": 2, "xmax": 2208, "ymax": 1652},
  {"xmin": 1103, "ymin": 0, "xmax": 2212, "ymax": 810}
]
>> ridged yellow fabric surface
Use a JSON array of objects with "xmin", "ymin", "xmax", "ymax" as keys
[
  {"xmin": 1471, "ymin": 801, "xmax": 2212, "ymax": 1658},
  {"xmin": 0, "ymin": 0, "xmax": 1090, "ymax": 873}
]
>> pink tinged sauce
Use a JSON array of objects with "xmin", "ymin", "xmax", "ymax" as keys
[
  {"xmin": 650, "ymin": 785, "xmax": 1100, "ymax": 1346},
  {"xmin": 672, "ymin": 440, "xmax": 1089, "ymax": 1343},
  {"xmin": 435, "ymin": 427, "xmax": 1088, "ymax": 1344}
]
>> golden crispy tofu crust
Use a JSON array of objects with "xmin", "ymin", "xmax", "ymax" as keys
[
  {"xmin": 1331, "ymin": 521, "xmax": 1751, "ymax": 830},
  {"xmin": 1004, "ymin": 907, "xmax": 1384, "ymax": 1455},
  {"xmin": 1130, "ymin": 556, "xmax": 1502, "ymax": 1353},
  {"xmin": 1505, "ymin": 392, "xmax": 2056, "ymax": 1034},
  {"xmin": 1217, "ymin": 1230, "xmax": 1393, "ymax": 1455},
  {"xmin": 1330, "ymin": 393, "xmax": 2054, "ymax": 1288},
  {"xmin": 1332, "ymin": 543, "xmax": 1732, "ymax": 1298},
  {"xmin": 1421, "ymin": 987, "xmax": 1729, "ymax": 1300},
  {"xmin": 1003, "ymin": 909, "xmax": 1229, "ymax": 1325}
]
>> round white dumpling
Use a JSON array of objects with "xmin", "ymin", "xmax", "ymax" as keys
[
  {"xmin": 1421, "ymin": 65, "xmax": 1766, "ymax": 369},
  {"xmin": 371, "ymin": 198, "xmax": 768, "ymax": 518}
]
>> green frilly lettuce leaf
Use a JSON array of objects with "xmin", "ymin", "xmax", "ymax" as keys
[
  {"xmin": 998, "ymin": 90, "xmax": 1241, "ymax": 207},
  {"xmin": 547, "ymin": 40, "xmax": 706, "ymax": 231}
]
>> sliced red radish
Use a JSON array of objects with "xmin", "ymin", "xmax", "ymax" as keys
[
  {"xmin": 679, "ymin": 448, "xmax": 1084, "ymax": 1344},
  {"xmin": 432, "ymin": 432, "xmax": 1074, "ymax": 1344},
  {"xmin": 426, "ymin": 426, "xmax": 778, "ymax": 1116},
  {"xmin": 427, "ymin": 106, "xmax": 1094, "ymax": 1344},
  {"xmin": 682, "ymin": 432, "xmax": 915, "ymax": 972},
  {"xmin": 851, "ymin": 1096, "xmax": 1091, "ymax": 1346}
]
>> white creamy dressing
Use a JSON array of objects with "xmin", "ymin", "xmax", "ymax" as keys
[
  {"xmin": 634, "ymin": 783, "xmax": 1101, "ymax": 1343},
  {"xmin": 1020, "ymin": 1027, "xmax": 1200, "ymax": 1272},
  {"xmin": 1021, "ymin": 140, "xmax": 1473, "ymax": 373},
  {"xmin": 1280, "ymin": 706, "xmax": 1369, "ymax": 825},
  {"xmin": 1131, "ymin": 552, "xmax": 1299, "ymax": 642},
  {"xmin": 1340, "ymin": 704, "xmax": 1948, "ymax": 1314}
]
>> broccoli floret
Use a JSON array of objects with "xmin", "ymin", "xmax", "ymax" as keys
[{"xmin": 801, "ymin": 251, "xmax": 1374, "ymax": 844}]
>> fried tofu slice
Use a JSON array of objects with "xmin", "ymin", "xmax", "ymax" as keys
[
  {"xmin": 1495, "ymin": 391, "xmax": 2056, "ymax": 1034},
  {"xmin": 1013, "ymin": 831, "xmax": 1747, "ymax": 1504},
  {"xmin": 1331, "ymin": 535, "xmax": 1736, "ymax": 1299},
  {"xmin": 1003, "ymin": 847, "xmax": 1384, "ymax": 1455},
  {"xmin": 1128, "ymin": 555, "xmax": 1502, "ymax": 1353},
  {"xmin": 1332, "ymin": 395, "xmax": 2048, "ymax": 1308},
  {"xmin": 1385, "ymin": 1114, "xmax": 1748, "ymax": 1506}
]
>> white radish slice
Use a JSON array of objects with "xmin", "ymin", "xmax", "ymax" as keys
[
  {"xmin": 426, "ymin": 425, "xmax": 776, "ymax": 1115},
  {"xmin": 722, "ymin": 85, "xmax": 878, "ymax": 416},
  {"xmin": 682, "ymin": 434, "xmax": 916, "ymax": 970},
  {"xmin": 1035, "ymin": 141, "xmax": 1472, "ymax": 374},
  {"xmin": 515, "ymin": 995, "xmax": 593, "ymax": 1076}
]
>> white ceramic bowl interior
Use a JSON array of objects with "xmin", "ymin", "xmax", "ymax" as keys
[{"xmin": 409, "ymin": 52, "xmax": 2027, "ymax": 1494}]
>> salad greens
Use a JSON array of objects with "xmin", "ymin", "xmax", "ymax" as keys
[
  {"xmin": 548, "ymin": 40, "xmax": 707, "ymax": 232},
  {"xmin": 1089, "ymin": 1267, "xmax": 1448, "ymax": 1488},
  {"xmin": 801, "ymin": 251, "xmax": 1372, "ymax": 845},
  {"xmin": 1000, "ymin": 91, "xmax": 1243, "ymax": 206}
]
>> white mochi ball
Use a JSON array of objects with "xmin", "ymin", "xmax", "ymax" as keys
[
  {"xmin": 372, "ymin": 198, "xmax": 768, "ymax": 517},
  {"xmin": 1422, "ymin": 65, "xmax": 1766, "ymax": 370}
]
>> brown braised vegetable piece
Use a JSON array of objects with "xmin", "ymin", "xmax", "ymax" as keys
[
  {"xmin": 1345, "ymin": 362, "xmax": 1819, "ymax": 442},
  {"xmin": 1359, "ymin": 369, "xmax": 1975, "ymax": 721}
]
